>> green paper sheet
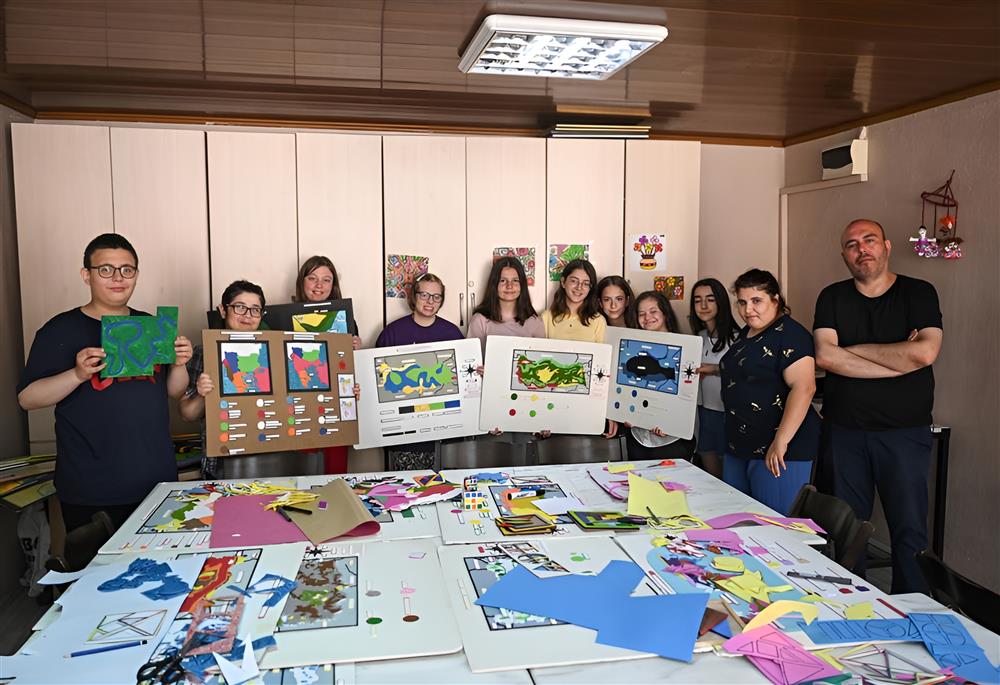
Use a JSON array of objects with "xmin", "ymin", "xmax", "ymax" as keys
[{"xmin": 101, "ymin": 306, "xmax": 178, "ymax": 378}]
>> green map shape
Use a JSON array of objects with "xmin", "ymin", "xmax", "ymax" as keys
[
  {"xmin": 515, "ymin": 355, "xmax": 585, "ymax": 389},
  {"xmin": 101, "ymin": 306, "xmax": 178, "ymax": 378}
]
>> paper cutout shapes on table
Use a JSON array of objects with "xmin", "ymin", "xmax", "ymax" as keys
[
  {"xmin": 790, "ymin": 617, "xmax": 921, "ymax": 644},
  {"xmin": 626, "ymin": 472, "xmax": 689, "ymax": 519},
  {"xmin": 186, "ymin": 595, "xmax": 244, "ymax": 656},
  {"xmin": 209, "ymin": 494, "xmax": 308, "ymax": 548},
  {"xmin": 87, "ymin": 609, "xmax": 168, "ymax": 644},
  {"xmin": 702, "ymin": 512, "xmax": 826, "ymax": 535},
  {"xmin": 475, "ymin": 560, "xmax": 708, "ymax": 662},
  {"xmin": 101, "ymin": 305, "xmax": 178, "ymax": 378},
  {"xmin": 291, "ymin": 478, "xmax": 381, "ymax": 544},
  {"xmin": 548, "ymin": 243, "xmax": 590, "ymax": 281},
  {"xmin": 350, "ymin": 474, "xmax": 460, "ymax": 512},
  {"xmin": 384, "ymin": 254, "xmax": 429, "ymax": 298},
  {"xmin": 607, "ymin": 462, "xmax": 636, "ymax": 474},
  {"xmin": 212, "ymin": 635, "xmax": 260, "ymax": 685},
  {"xmin": 533, "ymin": 496, "xmax": 586, "ymax": 516},
  {"xmin": 629, "ymin": 234, "xmax": 665, "ymax": 272},
  {"xmin": 654, "ymin": 275, "xmax": 685, "ymax": 300},
  {"xmin": 227, "ymin": 573, "xmax": 296, "ymax": 609},
  {"xmin": 724, "ymin": 624, "xmax": 842, "ymax": 685},
  {"xmin": 97, "ymin": 557, "xmax": 192, "ymax": 600},
  {"xmin": 742, "ymin": 600, "xmax": 818, "ymax": 632},
  {"xmin": 908, "ymin": 612, "xmax": 1000, "ymax": 684},
  {"xmin": 493, "ymin": 246, "xmax": 536, "ymax": 286}
]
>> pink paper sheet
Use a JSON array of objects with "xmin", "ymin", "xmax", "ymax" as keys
[
  {"xmin": 209, "ymin": 494, "xmax": 308, "ymax": 548},
  {"xmin": 703, "ymin": 513, "xmax": 826, "ymax": 534},
  {"xmin": 724, "ymin": 624, "xmax": 841, "ymax": 685},
  {"xmin": 684, "ymin": 529, "xmax": 744, "ymax": 547}
]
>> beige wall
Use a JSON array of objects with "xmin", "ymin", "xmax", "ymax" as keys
[
  {"xmin": 698, "ymin": 144, "xmax": 784, "ymax": 317},
  {"xmin": 784, "ymin": 91, "xmax": 1000, "ymax": 591}
]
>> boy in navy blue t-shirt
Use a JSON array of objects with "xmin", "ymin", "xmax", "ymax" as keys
[{"xmin": 17, "ymin": 234, "xmax": 193, "ymax": 532}]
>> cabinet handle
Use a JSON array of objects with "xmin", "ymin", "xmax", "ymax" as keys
[
  {"xmin": 469, "ymin": 292, "xmax": 476, "ymax": 323},
  {"xmin": 459, "ymin": 292, "xmax": 465, "ymax": 326}
]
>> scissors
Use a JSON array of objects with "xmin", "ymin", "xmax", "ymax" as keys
[{"xmin": 136, "ymin": 635, "xmax": 200, "ymax": 684}]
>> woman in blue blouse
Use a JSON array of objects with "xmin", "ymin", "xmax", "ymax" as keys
[{"xmin": 720, "ymin": 269, "xmax": 820, "ymax": 514}]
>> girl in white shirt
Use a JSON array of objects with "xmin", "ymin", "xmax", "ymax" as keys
[{"xmin": 689, "ymin": 278, "xmax": 738, "ymax": 478}]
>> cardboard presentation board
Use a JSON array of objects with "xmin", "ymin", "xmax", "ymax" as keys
[
  {"xmin": 264, "ymin": 298, "xmax": 355, "ymax": 334},
  {"xmin": 480, "ymin": 336, "xmax": 612, "ymax": 434},
  {"xmin": 354, "ymin": 338, "xmax": 484, "ymax": 449},
  {"xmin": 604, "ymin": 327, "xmax": 703, "ymax": 440},
  {"xmin": 202, "ymin": 330, "xmax": 359, "ymax": 457}
]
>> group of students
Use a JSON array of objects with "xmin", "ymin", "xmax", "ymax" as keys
[{"xmin": 18, "ymin": 218, "xmax": 942, "ymax": 595}]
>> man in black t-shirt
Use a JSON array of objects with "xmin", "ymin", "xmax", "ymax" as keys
[
  {"xmin": 813, "ymin": 219, "xmax": 943, "ymax": 594},
  {"xmin": 17, "ymin": 234, "xmax": 193, "ymax": 533}
]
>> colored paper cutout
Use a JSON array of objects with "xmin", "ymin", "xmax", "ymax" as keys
[
  {"xmin": 703, "ymin": 512, "xmax": 826, "ymax": 534},
  {"xmin": 684, "ymin": 529, "xmax": 744, "ymax": 549},
  {"xmin": 101, "ymin": 306, "xmax": 178, "ymax": 378},
  {"xmin": 384, "ymin": 254, "xmax": 429, "ymax": 299},
  {"xmin": 844, "ymin": 601, "xmax": 876, "ymax": 620},
  {"xmin": 548, "ymin": 243, "xmax": 589, "ymax": 281},
  {"xmin": 654, "ymin": 276, "xmax": 684, "ymax": 300},
  {"xmin": 743, "ymin": 600, "xmax": 818, "ymax": 632},
  {"xmin": 593, "ymin": 592, "xmax": 708, "ymax": 661},
  {"xmin": 626, "ymin": 472, "xmax": 689, "ymax": 519},
  {"xmin": 86, "ymin": 609, "xmax": 167, "ymax": 644},
  {"xmin": 791, "ymin": 617, "xmax": 921, "ymax": 644},
  {"xmin": 209, "ymin": 495, "xmax": 307, "ymax": 548},
  {"xmin": 212, "ymin": 635, "xmax": 260, "ymax": 685},
  {"xmin": 629, "ymin": 234, "xmax": 665, "ymax": 272},
  {"xmin": 607, "ymin": 463, "xmax": 636, "ymax": 473},
  {"xmin": 909, "ymin": 612, "xmax": 1000, "ymax": 684},
  {"xmin": 712, "ymin": 556, "xmax": 745, "ymax": 573},
  {"xmin": 493, "ymin": 246, "xmax": 536, "ymax": 286},
  {"xmin": 724, "ymin": 624, "xmax": 842, "ymax": 685}
]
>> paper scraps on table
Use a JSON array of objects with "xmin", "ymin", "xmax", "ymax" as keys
[
  {"xmin": 39, "ymin": 568, "xmax": 93, "ymax": 585},
  {"xmin": 743, "ymin": 600, "xmax": 818, "ymax": 632},
  {"xmin": 724, "ymin": 624, "xmax": 842, "ymax": 685},
  {"xmin": 626, "ymin": 472, "xmax": 689, "ymax": 520},
  {"xmin": 702, "ymin": 512, "xmax": 825, "ymax": 535},
  {"xmin": 294, "ymin": 479, "xmax": 381, "ymax": 543},
  {"xmin": 533, "ymin": 496, "xmax": 586, "ymax": 516},
  {"xmin": 683, "ymin": 529, "xmax": 745, "ymax": 551},
  {"xmin": 655, "ymin": 514, "xmax": 708, "ymax": 531},
  {"xmin": 475, "ymin": 560, "xmax": 708, "ymax": 661},
  {"xmin": 607, "ymin": 463, "xmax": 636, "ymax": 474},
  {"xmin": 97, "ymin": 557, "xmax": 192, "ymax": 600},
  {"xmin": 209, "ymin": 495, "xmax": 307, "ymax": 548},
  {"xmin": 715, "ymin": 570, "xmax": 793, "ymax": 605},
  {"xmin": 497, "ymin": 540, "xmax": 570, "ymax": 579},
  {"xmin": 844, "ymin": 601, "xmax": 876, "ymax": 620},
  {"xmin": 790, "ymin": 617, "xmax": 921, "ymax": 645},
  {"xmin": 908, "ymin": 612, "xmax": 1000, "ymax": 684},
  {"xmin": 187, "ymin": 596, "xmax": 244, "ymax": 655},
  {"xmin": 351, "ymin": 476, "xmax": 461, "ymax": 512},
  {"xmin": 712, "ymin": 556, "xmax": 745, "ymax": 573},
  {"xmin": 835, "ymin": 643, "xmax": 951, "ymax": 685},
  {"xmin": 227, "ymin": 573, "xmax": 296, "ymax": 609},
  {"xmin": 212, "ymin": 635, "xmax": 260, "ymax": 685},
  {"xmin": 87, "ymin": 609, "xmax": 167, "ymax": 644}
]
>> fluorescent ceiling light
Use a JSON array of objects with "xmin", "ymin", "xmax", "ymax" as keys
[{"xmin": 458, "ymin": 14, "xmax": 667, "ymax": 80}]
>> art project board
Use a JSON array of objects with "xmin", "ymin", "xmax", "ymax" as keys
[
  {"xmin": 98, "ymin": 479, "xmax": 296, "ymax": 555},
  {"xmin": 3, "ymin": 556, "xmax": 203, "ymax": 684},
  {"xmin": 256, "ymin": 662, "xmax": 356, "ymax": 685},
  {"xmin": 439, "ymin": 536, "xmax": 658, "ymax": 673},
  {"xmin": 264, "ymin": 298, "xmax": 355, "ymax": 335},
  {"xmin": 436, "ymin": 467, "xmax": 626, "ymax": 544},
  {"xmin": 605, "ymin": 327, "xmax": 702, "ymax": 440},
  {"xmin": 480, "ymin": 336, "xmax": 613, "ymax": 435},
  {"xmin": 100, "ymin": 305, "xmax": 178, "ymax": 378},
  {"xmin": 355, "ymin": 651, "xmax": 532, "ymax": 685},
  {"xmin": 260, "ymin": 538, "xmax": 462, "ymax": 668},
  {"xmin": 354, "ymin": 337, "xmax": 484, "ymax": 448},
  {"xmin": 202, "ymin": 329, "xmax": 359, "ymax": 456}
]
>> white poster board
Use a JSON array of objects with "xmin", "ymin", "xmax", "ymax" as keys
[
  {"xmin": 438, "ymin": 538, "xmax": 656, "ymax": 673},
  {"xmin": 605, "ymin": 328, "xmax": 702, "ymax": 440},
  {"xmin": 260, "ymin": 538, "xmax": 462, "ymax": 668},
  {"xmin": 354, "ymin": 338, "xmax": 484, "ymax": 448},
  {"xmin": 480, "ymin": 336, "xmax": 612, "ymax": 434}
]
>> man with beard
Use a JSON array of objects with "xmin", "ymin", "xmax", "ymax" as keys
[{"xmin": 813, "ymin": 219, "xmax": 943, "ymax": 594}]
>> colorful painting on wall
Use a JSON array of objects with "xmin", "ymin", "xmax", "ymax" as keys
[
  {"xmin": 629, "ymin": 234, "xmax": 665, "ymax": 272},
  {"xmin": 654, "ymin": 275, "xmax": 685, "ymax": 300},
  {"xmin": 547, "ymin": 244, "xmax": 590, "ymax": 282},
  {"xmin": 493, "ymin": 247, "xmax": 536, "ymax": 286},
  {"xmin": 385, "ymin": 255, "xmax": 430, "ymax": 299},
  {"xmin": 100, "ymin": 306, "xmax": 178, "ymax": 378}
]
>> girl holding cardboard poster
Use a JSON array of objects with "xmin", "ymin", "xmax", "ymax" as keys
[
  {"xmin": 468, "ymin": 256, "xmax": 545, "ymax": 355},
  {"xmin": 541, "ymin": 259, "xmax": 606, "ymax": 343},
  {"xmin": 375, "ymin": 273, "xmax": 463, "ymax": 470},
  {"xmin": 614, "ymin": 291, "xmax": 696, "ymax": 461}
]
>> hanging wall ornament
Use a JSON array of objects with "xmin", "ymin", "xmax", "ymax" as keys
[{"xmin": 914, "ymin": 170, "xmax": 963, "ymax": 260}]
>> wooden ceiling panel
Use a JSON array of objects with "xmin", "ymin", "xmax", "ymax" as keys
[{"xmin": 4, "ymin": 0, "xmax": 998, "ymax": 141}]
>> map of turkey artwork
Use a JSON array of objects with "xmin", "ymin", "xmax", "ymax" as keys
[
  {"xmin": 219, "ymin": 341, "xmax": 271, "ymax": 395},
  {"xmin": 285, "ymin": 341, "xmax": 331, "ymax": 392}
]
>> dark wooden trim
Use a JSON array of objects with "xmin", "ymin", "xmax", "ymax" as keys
[
  {"xmin": 783, "ymin": 80, "xmax": 1000, "ymax": 147},
  {"xmin": 649, "ymin": 131, "xmax": 783, "ymax": 147},
  {"xmin": 0, "ymin": 91, "xmax": 36, "ymax": 118}
]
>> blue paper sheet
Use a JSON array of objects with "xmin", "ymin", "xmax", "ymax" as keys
[
  {"xmin": 594, "ymin": 592, "xmax": 708, "ymax": 662},
  {"xmin": 909, "ymin": 613, "xmax": 1000, "ymax": 684},
  {"xmin": 790, "ymin": 618, "xmax": 920, "ymax": 644}
]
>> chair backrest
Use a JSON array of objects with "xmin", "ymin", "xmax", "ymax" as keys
[
  {"xmin": 789, "ymin": 484, "xmax": 875, "ymax": 570},
  {"xmin": 916, "ymin": 550, "xmax": 1000, "ymax": 633},
  {"xmin": 60, "ymin": 511, "xmax": 116, "ymax": 572},
  {"xmin": 438, "ymin": 439, "xmax": 528, "ymax": 470},
  {"xmin": 535, "ymin": 435, "xmax": 624, "ymax": 465},
  {"xmin": 221, "ymin": 450, "xmax": 325, "ymax": 478}
]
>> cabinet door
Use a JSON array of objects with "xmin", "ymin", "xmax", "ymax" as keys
[
  {"xmin": 296, "ymin": 132, "xmax": 384, "ymax": 346},
  {"xmin": 546, "ymin": 139, "xmax": 625, "ymax": 303},
  {"xmin": 111, "ymin": 128, "xmax": 210, "ymax": 341},
  {"xmin": 625, "ymin": 140, "xmax": 701, "ymax": 330},
  {"xmin": 207, "ymin": 131, "xmax": 298, "ymax": 306},
  {"xmin": 382, "ymin": 135, "xmax": 467, "ymax": 330},
  {"xmin": 466, "ymin": 137, "xmax": 547, "ymax": 317},
  {"xmin": 12, "ymin": 123, "xmax": 114, "ymax": 451}
]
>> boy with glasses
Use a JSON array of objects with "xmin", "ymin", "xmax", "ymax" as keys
[{"xmin": 17, "ymin": 233, "xmax": 193, "ymax": 532}]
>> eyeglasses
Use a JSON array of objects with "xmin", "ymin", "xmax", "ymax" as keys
[
  {"xmin": 415, "ymin": 291, "xmax": 443, "ymax": 303},
  {"xmin": 226, "ymin": 303, "xmax": 264, "ymax": 318},
  {"xmin": 89, "ymin": 264, "xmax": 137, "ymax": 279},
  {"xmin": 565, "ymin": 277, "xmax": 591, "ymax": 289}
]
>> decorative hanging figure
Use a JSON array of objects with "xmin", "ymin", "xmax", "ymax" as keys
[{"xmin": 915, "ymin": 170, "xmax": 963, "ymax": 260}]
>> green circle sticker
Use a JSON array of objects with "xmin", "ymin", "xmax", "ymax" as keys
[
  {"xmin": 219, "ymin": 422, "xmax": 229, "ymax": 431},
  {"xmin": 547, "ymin": 403, "xmax": 555, "ymax": 410},
  {"xmin": 287, "ymin": 417, "xmax": 296, "ymax": 426},
  {"xmin": 510, "ymin": 393, "xmax": 518, "ymax": 400},
  {"xmin": 529, "ymin": 410, "xmax": 537, "ymax": 417},
  {"xmin": 366, "ymin": 616, "xmax": 383, "ymax": 625}
]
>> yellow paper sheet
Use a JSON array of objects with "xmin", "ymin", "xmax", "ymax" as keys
[
  {"xmin": 508, "ymin": 496, "xmax": 557, "ymax": 523},
  {"xmin": 743, "ymin": 600, "xmax": 818, "ymax": 631},
  {"xmin": 845, "ymin": 601, "xmax": 875, "ymax": 620},
  {"xmin": 607, "ymin": 463, "xmax": 636, "ymax": 473},
  {"xmin": 627, "ymin": 472, "xmax": 690, "ymax": 519},
  {"xmin": 712, "ymin": 556, "xmax": 745, "ymax": 573},
  {"xmin": 717, "ymin": 570, "xmax": 768, "ymax": 603}
]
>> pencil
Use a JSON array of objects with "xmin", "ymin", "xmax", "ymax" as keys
[{"xmin": 66, "ymin": 640, "xmax": 147, "ymax": 658}]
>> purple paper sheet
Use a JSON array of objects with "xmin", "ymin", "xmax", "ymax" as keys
[{"xmin": 209, "ymin": 495, "xmax": 308, "ymax": 548}]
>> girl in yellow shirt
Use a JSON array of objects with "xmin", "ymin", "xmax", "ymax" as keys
[{"xmin": 542, "ymin": 259, "xmax": 606, "ymax": 343}]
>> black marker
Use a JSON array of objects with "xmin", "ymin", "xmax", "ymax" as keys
[{"xmin": 275, "ymin": 507, "xmax": 293, "ymax": 522}]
